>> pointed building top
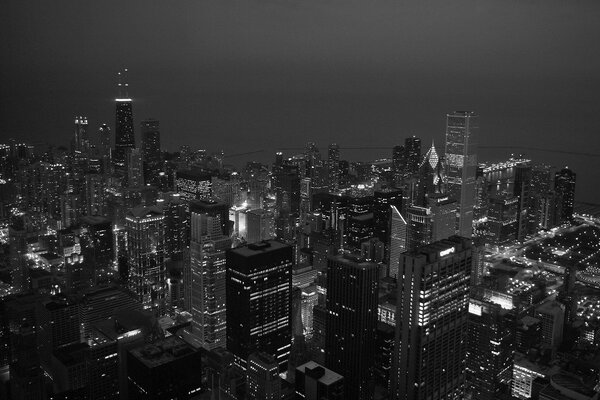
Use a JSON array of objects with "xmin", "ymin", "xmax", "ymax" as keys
[{"xmin": 420, "ymin": 140, "xmax": 439, "ymax": 170}]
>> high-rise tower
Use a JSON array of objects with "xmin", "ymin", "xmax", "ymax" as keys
[
  {"xmin": 114, "ymin": 69, "xmax": 135, "ymax": 173},
  {"xmin": 327, "ymin": 144, "xmax": 340, "ymax": 192},
  {"xmin": 325, "ymin": 253, "xmax": 379, "ymax": 400},
  {"xmin": 187, "ymin": 199, "xmax": 231, "ymax": 351},
  {"xmin": 404, "ymin": 136, "xmax": 422, "ymax": 177},
  {"xmin": 445, "ymin": 111, "xmax": 478, "ymax": 238},
  {"xmin": 73, "ymin": 116, "xmax": 90, "ymax": 155},
  {"xmin": 141, "ymin": 118, "xmax": 161, "ymax": 185},
  {"xmin": 125, "ymin": 205, "xmax": 167, "ymax": 316},
  {"xmin": 554, "ymin": 167, "xmax": 576, "ymax": 224},
  {"xmin": 391, "ymin": 236, "xmax": 472, "ymax": 400},
  {"xmin": 226, "ymin": 240, "xmax": 293, "ymax": 372}
]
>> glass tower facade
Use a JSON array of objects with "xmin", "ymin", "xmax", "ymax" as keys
[{"xmin": 445, "ymin": 111, "xmax": 478, "ymax": 238}]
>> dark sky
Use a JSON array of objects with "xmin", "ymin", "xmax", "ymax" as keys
[{"xmin": 2, "ymin": 0, "xmax": 600, "ymax": 201}]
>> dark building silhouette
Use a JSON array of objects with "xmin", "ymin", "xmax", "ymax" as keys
[
  {"xmin": 296, "ymin": 361, "xmax": 345, "ymax": 400},
  {"xmin": 226, "ymin": 240, "xmax": 293, "ymax": 372},
  {"xmin": 554, "ymin": 166, "xmax": 576, "ymax": 224},
  {"xmin": 127, "ymin": 336, "xmax": 202, "ymax": 399},
  {"xmin": 325, "ymin": 253, "xmax": 379, "ymax": 400}
]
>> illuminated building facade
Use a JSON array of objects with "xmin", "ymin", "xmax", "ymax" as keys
[
  {"xmin": 325, "ymin": 253, "xmax": 378, "ymax": 400},
  {"xmin": 486, "ymin": 193, "xmax": 519, "ymax": 246},
  {"xmin": 125, "ymin": 205, "xmax": 167, "ymax": 316},
  {"xmin": 445, "ymin": 111, "xmax": 478, "ymax": 238},
  {"xmin": 246, "ymin": 352, "xmax": 281, "ymax": 400},
  {"xmin": 114, "ymin": 69, "xmax": 135, "ymax": 172},
  {"xmin": 188, "ymin": 199, "xmax": 231, "ymax": 350},
  {"xmin": 72, "ymin": 116, "xmax": 90, "ymax": 155},
  {"xmin": 327, "ymin": 143, "xmax": 340, "ymax": 192},
  {"xmin": 466, "ymin": 287, "xmax": 516, "ymax": 400},
  {"xmin": 389, "ymin": 205, "xmax": 407, "ymax": 279},
  {"xmin": 391, "ymin": 236, "xmax": 472, "ymax": 400},
  {"xmin": 226, "ymin": 240, "xmax": 293, "ymax": 372},
  {"xmin": 176, "ymin": 169, "xmax": 212, "ymax": 201}
]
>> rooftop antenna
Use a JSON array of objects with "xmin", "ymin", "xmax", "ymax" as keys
[{"xmin": 117, "ymin": 68, "xmax": 129, "ymax": 99}]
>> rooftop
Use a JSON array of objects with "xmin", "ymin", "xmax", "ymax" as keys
[
  {"xmin": 229, "ymin": 239, "xmax": 291, "ymax": 258},
  {"xmin": 297, "ymin": 361, "xmax": 343, "ymax": 386},
  {"xmin": 129, "ymin": 335, "xmax": 195, "ymax": 369}
]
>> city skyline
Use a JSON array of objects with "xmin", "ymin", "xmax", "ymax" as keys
[
  {"xmin": 3, "ymin": 0, "xmax": 600, "ymax": 200},
  {"xmin": 2, "ymin": 1, "xmax": 600, "ymax": 399}
]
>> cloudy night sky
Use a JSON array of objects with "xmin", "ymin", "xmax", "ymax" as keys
[{"xmin": 2, "ymin": 0, "xmax": 600, "ymax": 200}]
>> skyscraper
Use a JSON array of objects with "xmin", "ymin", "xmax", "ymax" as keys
[
  {"xmin": 127, "ymin": 148, "xmax": 144, "ymax": 188},
  {"xmin": 445, "ymin": 111, "xmax": 478, "ymax": 238},
  {"xmin": 141, "ymin": 118, "xmax": 161, "ymax": 185},
  {"xmin": 98, "ymin": 123, "xmax": 112, "ymax": 174},
  {"xmin": 327, "ymin": 143, "xmax": 340, "ymax": 192},
  {"xmin": 388, "ymin": 205, "xmax": 407, "ymax": 279},
  {"xmin": 466, "ymin": 287, "xmax": 516, "ymax": 400},
  {"xmin": 554, "ymin": 166, "xmax": 576, "ymax": 224},
  {"xmin": 114, "ymin": 69, "xmax": 135, "ymax": 173},
  {"xmin": 141, "ymin": 119, "xmax": 161, "ymax": 166},
  {"xmin": 391, "ymin": 236, "xmax": 472, "ymax": 400},
  {"xmin": 295, "ymin": 361, "xmax": 345, "ymax": 400},
  {"xmin": 326, "ymin": 253, "xmax": 379, "ymax": 400},
  {"xmin": 176, "ymin": 169, "xmax": 212, "ymax": 201},
  {"xmin": 226, "ymin": 240, "xmax": 293, "ymax": 372},
  {"xmin": 125, "ymin": 205, "xmax": 167, "ymax": 316},
  {"xmin": 246, "ymin": 352, "xmax": 282, "ymax": 400},
  {"xmin": 73, "ymin": 116, "xmax": 90, "ymax": 155},
  {"xmin": 404, "ymin": 136, "xmax": 422, "ymax": 176},
  {"xmin": 187, "ymin": 199, "xmax": 231, "ymax": 350}
]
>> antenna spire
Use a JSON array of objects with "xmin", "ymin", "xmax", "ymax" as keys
[{"xmin": 117, "ymin": 68, "xmax": 129, "ymax": 98}]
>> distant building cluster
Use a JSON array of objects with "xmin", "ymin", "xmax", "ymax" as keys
[{"xmin": 1, "ymin": 76, "xmax": 598, "ymax": 400}]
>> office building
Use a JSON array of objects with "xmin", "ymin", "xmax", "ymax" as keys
[
  {"xmin": 226, "ymin": 240, "xmax": 293, "ymax": 372},
  {"xmin": 466, "ymin": 287, "xmax": 516, "ymax": 400},
  {"xmin": 127, "ymin": 147, "xmax": 144, "ymax": 188},
  {"xmin": 486, "ymin": 193, "xmax": 519, "ymax": 246},
  {"xmin": 114, "ymin": 69, "xmax": 135, "ymax": 172},
  {"xmin": 389, "ymin": 205, "xmax": 407, "ymax": 279},
  {"xmin": 445, "ymin": 111, "xmax": 478, "ymax": 238},
  {"xmin": 295, "ymin": 361, "xmax": 344, "ymax": 400},
  {"xmin": 246, "ymin": 209, "xmax": 275, "ymax": 244},
  {"xmin": 246, "ymin": 352, "xmax": 281, "ymax": 400},
  {"xmin": 72, "ymin": 116, "xmax": 90, "ymax": 155},
  {"xmin": 328, "ymin": 143, "xmax": 340, "ymax": 192},
  {"xmin": 326, "ymin": 253, "xmax": 378, "ymax": 400},
  {"xmin": 127, "ymin": 335, "xmax": 203, "ymax": 400},
  {"xmin": 187, "ymin": 199, "xmax": 231, "ymax": 350},
  {"xmin": 391, "ymin": 236, "xmax": 472, "ymax": 400},
  {"xmin": 554, "ymin": 167, "xmax": 576, "ymax": 224},
  {"xmin": 86, "ymin": 325, "xmax": 120, "ymax": 399},
  {"xmin": 405, "ymin": 136, "xmax": 422, "ymax": 176},
  {"xmin": 535, "ymin": 301, "xmax": 565, "ymax": 352},
  {"xmin": 176, "ymin": 169, "xmax": 212, "ymax": 201},
  {"xmin": 140, "ymin": 118, "xmax": 161, "ymax": 175},
  {"xmin": 125, "ymin": 206, "xmax": 167, "ymax": 315}
]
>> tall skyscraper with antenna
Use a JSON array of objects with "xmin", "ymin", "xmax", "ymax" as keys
[{"xmin": 113, "ymin": 69, "xmax": 135, "ymax": 174}]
